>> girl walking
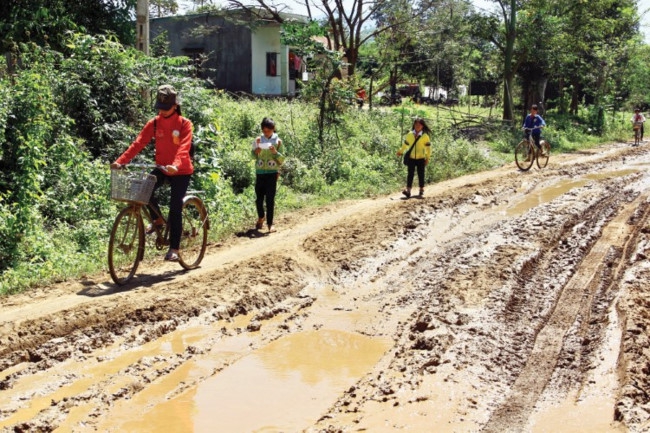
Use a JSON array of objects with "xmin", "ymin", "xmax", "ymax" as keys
[
  {"xmin": 252, "ymin": 117, "xmax": 284, "ymax": 232},
  {"xmin": 396, "ymin": 117, "xmax": 432, "ymax": 198}
]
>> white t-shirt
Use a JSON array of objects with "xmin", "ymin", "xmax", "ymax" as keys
[{"xmin": 631, "ymin": 113, "xmax": 646, "ymax": 123}]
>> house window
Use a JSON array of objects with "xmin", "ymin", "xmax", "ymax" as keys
[{"xmin": 266, "ymin": 52, "xmax": 278, "ymax": 76}]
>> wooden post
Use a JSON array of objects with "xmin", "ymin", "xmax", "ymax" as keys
[{"xmin": 136, "ymin": 0, "xmax": 150, "ymax": 55}]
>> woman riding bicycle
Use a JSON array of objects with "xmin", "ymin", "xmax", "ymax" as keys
[{"xmin": 110, "ymin": 84, "xmax": 193, "ymax": 262}]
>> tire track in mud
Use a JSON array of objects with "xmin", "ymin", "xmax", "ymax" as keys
[
  {"xmin": 310, "ymin": 151, "xmax": 650, "ymax": 432},
  {"xmin": 0, "ymin": 143, "xmax": 649, "ymax": 432},
  {"xmin": 616, "ymin": 200, "xmax": 650, "ymax": 431},
  {"xmin": 483, "ymin": 191, "xmax": 650, "ymax": 432}
]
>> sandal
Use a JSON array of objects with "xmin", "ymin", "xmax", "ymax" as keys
[
  {"xmin": 164, "ymin": 250, "xmax": 179, "ymax": 261},
  {"xmin": 255, "ymin": 218, "xmax": 265, "ymax": 230},
  {"xmin": 268, "ymin": 225, "xmax": 276, "ymax": 233}
]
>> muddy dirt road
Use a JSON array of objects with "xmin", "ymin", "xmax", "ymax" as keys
[{"xmin": 2, "ymin": 141, "xmax": 650, "ymax": 432}]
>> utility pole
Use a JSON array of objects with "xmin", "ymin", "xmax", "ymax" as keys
[{"xmin": 136, "ymin": 0, "xmax": 150, "ymax": 55}]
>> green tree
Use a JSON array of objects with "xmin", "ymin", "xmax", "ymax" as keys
[
  {"xmin": 471, "ymin": 0, "xmax": 518, "ymax": 120},
  {"xmin": 555, "ymin": 0, "xmax": 638, "ymax": 114},
  {"xmin": 495, "ymin": 0, "xmax": 517, "ymax": 120},
  {"xmin": 0, "ymin": 0, "xmax": 137, "ymax": 54},
  {"xmin": 150, "ymin": 0, "xmax": 179, "ymax": 17},
  {"xmin": 372, "ymin": 0, "xmax": 417, "ymax": 98},
  {"xmin": 281, "ymin": 21, "xmax": 346, "ymax": 143},
  {"xmin": 514, "ymin": 0, "xmax": 560, "ymax": 114},
  {"xmin": 413, "ymin": 0, "xmax": 473, "ymax": 95},
  {"xmin": 625, "ymin": 43, "xmax": 650, "ymax": 108}
]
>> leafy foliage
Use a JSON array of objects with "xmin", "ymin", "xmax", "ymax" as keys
[
  {"xmin": 150, "ymin": 0, "xmax": 179, "ymax": 18},
  {"xmin": 0, "ymin": 32, "xmax": 498, "ymax": 294},
  {"xmin": 1, "ymin": 0, "xmax": 647, "ymax": 294},
  {"xmin": 0, "ymin": 0, "xmax": 136, "ymax": 53}
]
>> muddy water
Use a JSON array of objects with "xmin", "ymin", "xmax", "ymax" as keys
[
  {"xmin": 506, "ymin": 169, "xmax": 639, "ymax": 216},
  {"xmin": 3, "ymin": 144, "xmax": 650, "ymax": 432},
  {"xmin": 0, "ymin": 329, "xmax": 204, "ymax": 430},
  {"xmin": 107, "ymin": 330, "xmax": 389, "ymax": 433}
]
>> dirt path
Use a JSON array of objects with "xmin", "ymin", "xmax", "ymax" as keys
[{"xmin": 1, "ymin": 141, "xmax": 650, "ymax": 432}]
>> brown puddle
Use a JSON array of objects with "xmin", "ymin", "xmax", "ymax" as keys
[
  {"xmin": 529, "ymin": 394, "xmax": 626, "ymax": 433},
  {"xmin": 582, "ymin": 169, "xmax": 639, "ymax": 181},
  {"xmin": 103, "ymin": 330, "xmax": 390, "ymax": 433},
  {"xmin": 0, "ymin": 322, "xmax": 230, "ymax": 430},
  {"xmin": 507, "ymin": 170, "xmax": 639, "ymax": 217}
]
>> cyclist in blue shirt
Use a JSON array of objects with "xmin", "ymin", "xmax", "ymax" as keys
[{"xmin": 523, "ymin": 104, "xmax": 546, "ymax": 150}]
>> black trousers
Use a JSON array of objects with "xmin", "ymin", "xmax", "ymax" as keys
[
  {"xmin": 526, "ymin": 132, "xmax": 542, "ymax": 148},
  {"xmin": 148, "ymin": 168, "xmax": 191, "ymax": 250},
  {"xmin": 406, "ymin": 158, "xmax": 426, "ymax": 189},
  {"xmin": 255, "ymin": 173, "xmax": 278, "ymax": 226}
]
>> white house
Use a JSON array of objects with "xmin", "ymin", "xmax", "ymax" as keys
[{"xmin": 151, "ymin": 10, "xmax": 308, "ymax": 96}]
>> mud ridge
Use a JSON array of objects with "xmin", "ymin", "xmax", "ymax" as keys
[
  {"xmin": 616, "ymin": 196, "xmax": 650, "ymax": 430},
  {"xmin": 2, "ymin": 142, "xmax": 650, "ymax": 432}
]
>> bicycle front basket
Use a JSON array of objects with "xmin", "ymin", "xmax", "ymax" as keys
[
  {"xmin": 111, "ymin": 169, "xmax": 157, "ymax": 204},
  {"xmin": 634, "ymin": 122, "xmax": 643, "ymax": 130}
]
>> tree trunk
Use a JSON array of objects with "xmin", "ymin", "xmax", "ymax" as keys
[
  {"xmin": 345, "ymin": 48, "xmax": 357, "ymax": 76},
  {"xmin": 523, "ymin": 74, "xmax": 548, "ymax": 116},
  {"xmin": 501, "ymin": 0, "xmax": 516, "ymax": 121},
  {"xmin": 570, "ymin": 79, "xmax": 581, "ymax": 115},
  {"xmin": 369, "ymin": 75, "xmax": 374, "ymax": 111},
  {"xmin": 557, "ymin": 76, "xmax": 567, "ymax": 114},
  {"xmin": 318, "ymin": 74, "xmax": 335, "ymax": 146},
  {"xmin": 389, "ymin": 65, "xmax": 398, "ymax": 98}
]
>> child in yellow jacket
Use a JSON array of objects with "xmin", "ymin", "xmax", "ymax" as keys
[{"xmin": 396, "ymin": 117, "xmax": 432, "ymax": 198}]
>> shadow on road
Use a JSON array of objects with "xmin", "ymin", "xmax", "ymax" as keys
[
  {"xmin": 77, "ymin": 269, "xmax": 187, "ymax": 297},
  {"xmin": 235, "ymin": 229, "xmax": 268, "ymax": 238}
]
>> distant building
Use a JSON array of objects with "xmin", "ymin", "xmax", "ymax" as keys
[{"xmin": 151, "ymin": 10, "xmax": 308, "ymax": 96}]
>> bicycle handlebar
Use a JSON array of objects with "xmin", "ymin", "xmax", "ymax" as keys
[
  {"xmin": 111, "ymin": 163, "xmax": 171, "ymax": 172},
  {"xmin": 522, "ymin": 126, "xmax": 543, "ymax": 131},
  {"xmin": 121, "ymin": 163, "xmax": 160, "ymax": 169}
]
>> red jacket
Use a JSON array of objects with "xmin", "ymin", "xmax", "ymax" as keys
[{"xmin": 116, "ymin": 113, "xmax": 194, "ymax": 175}]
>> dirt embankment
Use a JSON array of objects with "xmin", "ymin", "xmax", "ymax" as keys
[{"xmin": 1, "ymin": 142, "xmax": 650, "ymax": 432}]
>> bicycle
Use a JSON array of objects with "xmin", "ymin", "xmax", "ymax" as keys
[
  {"xmin": 633, "ymin": 121, "xmax": 643, "ymax": 147},
  {"xmin": 515, "ymin": 127, "xmax": 550, "ymax": 171},
  {"xmin": 108, "ymin": 164, "xmax": 209, "ymax": 285}
]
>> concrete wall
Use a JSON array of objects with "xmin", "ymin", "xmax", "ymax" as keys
[{"xmin": 151, "ymin": 13, "xmax": 252, "ymax": 93}]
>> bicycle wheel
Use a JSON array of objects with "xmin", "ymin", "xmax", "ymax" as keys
[
  {"xmin": 537, "ymin": 140, "xmax": 550, "ymax": 169},
  {"xmin": 178, "ymin": 197, "xmax": 209, "ymax": 270},
  {"xmin": 635, "ymin": 129, "xmax": 641, "ymax": 146},
  {"xmin": 108, "ymin": 206, "xmax": 144, "ymax": 285},
  {"xmin": 515, "ymin": 140, "xmax": 535, "ymax": 171}
]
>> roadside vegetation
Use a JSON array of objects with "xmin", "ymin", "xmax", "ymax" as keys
[{"xmin": 0, "ymin": 0, "xmax": 644, "ymax": 295}]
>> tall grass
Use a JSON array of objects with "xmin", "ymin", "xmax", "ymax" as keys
[{"xmin": 0, "ymin": 41, "xmax": 633, "ymax": 294}]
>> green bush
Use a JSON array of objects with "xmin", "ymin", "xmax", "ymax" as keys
[{"xmin": 0, "ymin": 31, "xmax": 635, "ymax": 295}]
